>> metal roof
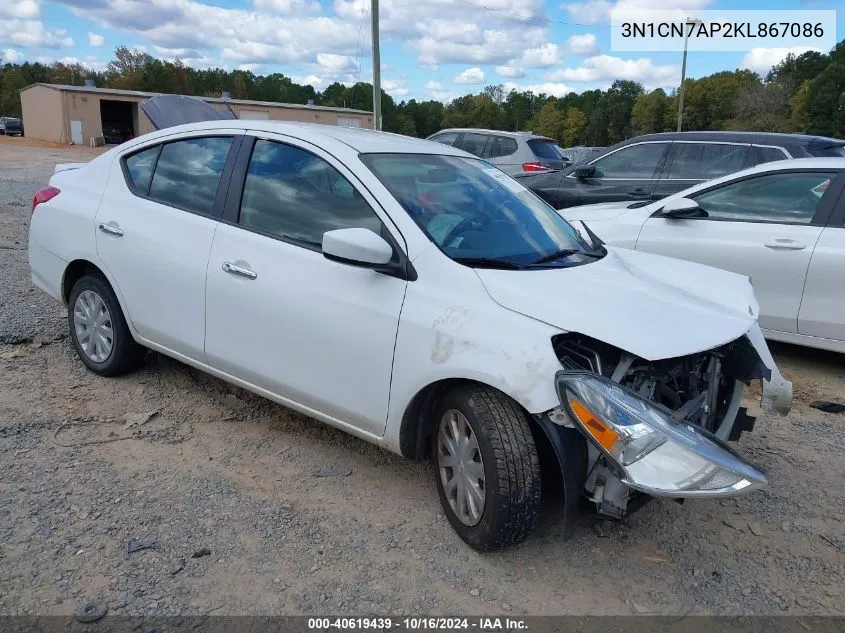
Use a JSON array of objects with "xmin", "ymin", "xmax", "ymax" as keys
[{"xmin": 19, "ymin": 83, "xmax": 373, "ymax": 116}]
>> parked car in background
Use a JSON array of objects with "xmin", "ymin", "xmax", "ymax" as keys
[
  {"xmin": 557, "ymin": 145, "xmax": 605, "ymax": 165},
  {"xmin": 561, "ymin": 157, "xmax": 845, "ymax": 353},
  {"xmin": 29, "ymin": 120, "xmax": 791, "ymax": 551},
  {"xmin": 426, "ymin": 128, "xmax": 567, "ymax": 175},
  {"xmin": 0, "ymin": 117, "xmax": 23, "ymax": 136},
  {"xmin": 519, "ymin": 131, "xmax": 845, "ymax": 209},
  {"xmin": 102, "ymin": 124, "xmax": 134, "ymax": 145}
]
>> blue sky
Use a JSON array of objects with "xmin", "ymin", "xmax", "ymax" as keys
[{"xmin": 0, "ymin": 0, "xmax": 841, "ymax": 101}]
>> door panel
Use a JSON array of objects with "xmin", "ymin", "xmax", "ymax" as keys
[
  {"xmin": 204, "ymin": 136, "xmax": 407, "ymax": 435},
  {"xmin": 95, "ymin": 134, "xmax": 239, "ymax": 360},
  {"xmin": 798, "ymin": 226, "xmax": 845, "ymax": 340}
]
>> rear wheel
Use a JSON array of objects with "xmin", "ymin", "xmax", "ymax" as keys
[
  {"xmin": 433, "ymin": 385, "xmax": 541, "ymax": 551},
  {"xmin": 68, "ymin": 274, "xmax": 145, "ymax": 376}
]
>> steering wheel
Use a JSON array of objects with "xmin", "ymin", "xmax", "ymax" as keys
[{"xmin": 441, "ymin": 213, "xmax": 493, "ymax": 247}]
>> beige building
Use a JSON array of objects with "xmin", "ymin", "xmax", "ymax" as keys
[{"xmin": 19, "ymin": 83, "xmax": 374, "ymax": 145}]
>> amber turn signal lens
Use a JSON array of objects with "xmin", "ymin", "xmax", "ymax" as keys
[{"xmin": 569, "ymin": 398, "xmax": 619, "ymax": 451}]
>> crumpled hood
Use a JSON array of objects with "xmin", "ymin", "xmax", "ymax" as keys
[
  {"xmin": 475, "ymin": 247, "xmax": 759, "ymax": 361},
  {"xmin": 559, "ymin": 201, "xmax": 638, "ymax": 221}
]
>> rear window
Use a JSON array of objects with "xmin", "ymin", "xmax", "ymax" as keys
[
  {"xmin": 667, "ymin": 143, "xmax": 754, "ymax": 179},
  {"xmin": 819, "ymin": 143, "xmax": 845, "ymax": 158},
  {"xmin": 527, "ymin": 139, "xmax": 561, "ymax": 160}
]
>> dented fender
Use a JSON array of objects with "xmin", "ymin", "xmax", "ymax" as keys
[{"xmin": 746, "ymin": 322, "xmax": 793, "ymax": 416}]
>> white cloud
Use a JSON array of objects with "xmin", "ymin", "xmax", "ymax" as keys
[
  {"xmin": 252, "ymin": 0, "xmax": 322, "ymax": 14},
  {"xmin": 383, "ymin": 78, "xmax": 409, "ymax": 97},
  {"xmin": 0, "ymin": 1, "xmax": 40, "ymax": 20},
  {"xmin": 495, "ymin": 65, "xmax": 525, "ymax": 78},
  {"xmin": 741, "ymin": 47, "xmax": 820, "ymax": 76},
  {"xmin": 425, "ymin": 80, "xmax": 443, "ymax": 90},
  {"xmin": 316, "ymin": 53, "xmax": 357, "ymax": 71},
  {"xmin": 0, "ymin": 19, "xmax": 74, "ymax": 48},
  {"xmin": 503, "ymin": 81, "xmax": 574, "ymax": 98},
  {"xmin": 519, "ymin": 43, "xmax": 561, "ymax": 68},
  {"xmin": 454, "ymin": 67, "xmax": 486, "ymax": 85},
  {"xmin": 88, "ymin": 32, "xmax": 104, "ymax": 46},
  {"xmin": 545, "ymin": 54, "xmax": 679, "ymax": 87},
  {"xmin": 567, "ymin": 33, "xmax": 598, "ymax": 56},
  {"xmin": 2, "ymin": 48, "xmax": 23, "ymax": 63},
  {"xmin": 237, "ymin": 63, "xmax": 263, "ymax": 73}
]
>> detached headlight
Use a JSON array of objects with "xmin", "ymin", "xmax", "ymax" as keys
[{"xmin": 557, "ymin": 372, "xmax": 767, "ymax": 497}]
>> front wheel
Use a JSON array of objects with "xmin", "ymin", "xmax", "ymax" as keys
[{"xmin": 433, "ymin": 385, "xmax": 541, "ymax": 551}]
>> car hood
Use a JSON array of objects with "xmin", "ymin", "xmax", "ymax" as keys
[
  {"xmin": 475, "ymin": 247, "xmax": 758, "ymax": 361},
  {"xmin": 560, "ymin": 201, "xmax": 640, "ymax": 221}
]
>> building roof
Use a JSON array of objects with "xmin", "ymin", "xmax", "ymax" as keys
[{"xmin": 19, "ymin": 83, "xmax": 372, "ymax": 116}]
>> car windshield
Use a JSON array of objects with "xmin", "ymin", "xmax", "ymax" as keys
[{"xmin": 361, "ymin": 153, "xmax": 599, "ymax": 268}]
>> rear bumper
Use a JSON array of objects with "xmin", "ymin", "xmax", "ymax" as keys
[{"xmin": 29, "ymin": 241, "xmax": 67, "ymax": 303}]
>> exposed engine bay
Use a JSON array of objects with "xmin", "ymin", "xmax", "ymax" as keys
[{"xmin": 549, "ymin": 332, "xmax": 773, "ymax": 520}]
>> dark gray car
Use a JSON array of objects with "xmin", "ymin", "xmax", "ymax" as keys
[
  {"xmin": 519, "ymin": 131, "xmax": 845, "ymax": 208},
  {"xmin": 427, "ymin": 128, "xmax": 566, "ymax": 176}
]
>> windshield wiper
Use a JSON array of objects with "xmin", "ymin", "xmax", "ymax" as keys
[
  {"xmin": 452, "ymin": 257, "xmax": 525, "ymax": 270},
  {"xmin": 529, "ymin": 248, "xmax": 600, "ymax": 265}
]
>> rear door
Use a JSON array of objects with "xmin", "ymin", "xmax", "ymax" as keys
[
  {"xmin": 485, "ymin": 135, "xmax": 521, "ymax": 175},
  {"xmin": 559, "ymin": 141, "xmax": 670, "ymax": 207},
  {"xmin": 652, "ymin": 142, "xmax": 755, "ymax": 201},
  {"xmin": 636, "ymin": 169, "xmax": 837, "ymax": 333},
  {"xmin": 797, "ymin": 173, "xmax": 845, "ymax": 341},
  {"xmin": 455, "ymin": 132, "xmax": 490, "ymax": 159},
  {"xmin": 95, "ymin": 132, "xmax": 243, "ymax": 360}
]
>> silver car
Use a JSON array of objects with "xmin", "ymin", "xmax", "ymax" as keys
[{"xmin": 426, "ymin": 128, "xmax": 566, "ymax": 176}]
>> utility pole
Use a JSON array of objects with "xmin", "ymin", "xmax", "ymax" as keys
[
  {"xmin": 371, "ymin": 0, "xmax": 382, "ymax": 131},
  {"xmin": 677, "ymin": 17, "xmax": 701, "ymax": 132}
]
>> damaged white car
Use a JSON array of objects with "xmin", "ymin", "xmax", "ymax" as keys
[{"xmin": 29, "ymin": 118, "xmax": 792, "ymax": 551}]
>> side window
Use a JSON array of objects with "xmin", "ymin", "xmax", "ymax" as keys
[
  {"xmin": 666, "ymin": 143, "xmax": 753, "ymax": 180},
  {"xmin": 692, "ymin": 172, "xmax": 835, "ymax": 224},
  {"xmin": 591, "ymin": 143, "xmax": 667, "ymax": 178},
  {"xmin": 430, "ymin": 132, "xmax": 459, "ymax": 146},
  {"xmin": 147, "ymin": 136, "xmax": 233, "ymax": 215},
  {"xmin": 124, "ymin": 145, "xmax": 160, "ymax": 195},
  {"xmin": 755, "ymin": 146, "xmax": 790, "ymax": 164},
  {"xmin": 487, "ymin": 136, "xmax": 518, "ymax": 158},
  {"xmin": 238, "ymin": 139, "xmax": 382, "ymax": 246},
  {"xmin": 456, "ymin": 133, "xmax": 490, "ymax": 158}
]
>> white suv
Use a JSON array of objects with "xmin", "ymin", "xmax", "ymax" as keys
[{"xmin": 29, "ymin": 120, "xmax": 791, "ymax": 551}]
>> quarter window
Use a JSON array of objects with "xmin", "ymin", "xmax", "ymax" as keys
[
  {"xmin": 486, "ymin": 136, "xmax": 518, "ymax": 158},
  {"xmin": 666, "ymin": 143, "xmax": 753, "ymax": 179},
  {"xmin": 430, "ymin": 132, "xmax": 460, "ymax": 146},
  {"xmin": 692, "ymin": 172, "xmax": 835, "ymax": 224},
  {"xmin": 591, "ymin": 143, "xmax": 667, "ymax": 178},
  {"xmin": 238, "ymin": 139, "xmax": 382, "ymax": 246},
  {"xmin": 147, "ymin": 136, "xmax": 233, "ymax": 215},
  {"xmin": 756, "ymin": 146, "xmax": 791, "ymax": 163},
  {"xmin": 124, "ymin": 145, "xmax": 159, "ymax": 195}
]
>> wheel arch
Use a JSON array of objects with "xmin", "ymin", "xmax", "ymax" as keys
[{"xmin": 61, "ymin": 259, "xmax": 137, "ymax": 339}]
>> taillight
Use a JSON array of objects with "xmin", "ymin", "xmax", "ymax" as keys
[
  {"xmin": 32, "ymin": 186, "xmax": 61, "ymax": 213},
  {"xmin": 522, "ymin": 162, "xmax": 550, "ymax": 172}
]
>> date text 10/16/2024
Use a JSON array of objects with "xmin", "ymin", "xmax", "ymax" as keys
[{"xmin": 307, "ymin": 617, "xmax": 528, "ymax": 631}]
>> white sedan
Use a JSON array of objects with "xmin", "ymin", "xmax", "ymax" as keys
[
  {"xmin": 30, "ymin": 120, "xmax": 791, "ymax": 551},
  {"xmin": 561, "ymin": 158, "xmax": 845, "ymax": 353}
]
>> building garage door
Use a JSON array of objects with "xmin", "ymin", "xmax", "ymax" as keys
[
  {"xmin": 336, "ymin": 116, "xmax": 362, "ymax": 128},
  {"xmin": 239, "ymin": 110, "xmax": 270, "ymax": 120}
]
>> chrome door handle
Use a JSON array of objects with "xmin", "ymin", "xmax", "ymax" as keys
[
  {"xmin": 222, "ymin": 262, "xmax": 257, "ymax": 280},
  {"xmin": 98, "ymin": 223, "xmax": 124, "ymax": 237},
  {"xmin": 763, "ymin": 239, "xmax": 807, "ymax": 251}
]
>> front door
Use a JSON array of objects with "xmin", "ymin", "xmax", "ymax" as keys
[
  {"xmin": 637, "ymin": 170, "xmax": 837, "ymax": 333},
  {"xmin": 95, "ymin": 134, "xmax": 239, "ymax": 360},
  {"xmin": 204, "ymin": 136, "xmax": 408, "ymax": 435}
]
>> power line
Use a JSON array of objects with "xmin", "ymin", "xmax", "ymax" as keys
[
  {"xmin": 451, "ymin": 0, "xmax": 616, "ymax": 29},
  {"xmin": 353, "ymin": 1, "xmax": 369, "ymax": 82}
]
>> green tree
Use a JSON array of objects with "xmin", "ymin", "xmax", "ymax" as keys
[
  {"xmin": 631, "ymin": 89, "xmax": 667, "ymax": 135},
  {"xmin": 788, "ymin": 80, "xmax": 811, "ymax": 132},
  {"xmin": 806, "ymin": 63, "xmax": 845, "ymax": 136},
  {"xmin": 562, "ymin": 107, "xmax": 587, "ymax": 145},
  {"xmin": 531, "ymin": 101, "xmax": 566, "ymax": 142}
]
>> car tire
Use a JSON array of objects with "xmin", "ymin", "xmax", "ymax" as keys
[
  {"xmin": 433, "ymin": 385, "xmax": 541, "ymax": 551},
  {"xmin": 68, "ymin": 274, "xmax": 145, "ymax": 376}
]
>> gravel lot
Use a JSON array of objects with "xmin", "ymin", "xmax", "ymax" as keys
[{"xmin": 0, "ymin": 136, "xmax": 843, "ymax": 617}]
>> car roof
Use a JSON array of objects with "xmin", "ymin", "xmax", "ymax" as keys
[
  {"xmin": 616, "ymin": 131, "xmax": 843, "ymax": 147},
  {"xmin": 128, "ymin": 120, "xmax": 472, "ymax": 156},
  {"xmin": 431, "ymin": 128, "xmax": 554, "ymax": 141}
]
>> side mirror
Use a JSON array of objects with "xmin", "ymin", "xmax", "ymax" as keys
[
  {"xmin": 574, "ymin": 164, "xmax": 595, "ymax": 179},
  {"xmin": 322, "ymin": 228, "xmax": 393, "ymax": 267},
  {"xmin": 661, "ymin": 197, "xmax": 708, "ymax": 219}
]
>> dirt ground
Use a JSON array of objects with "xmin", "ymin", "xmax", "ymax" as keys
[{"xmin": 0, "ymin": 137, "xmax": 843, "ymax": 617}]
